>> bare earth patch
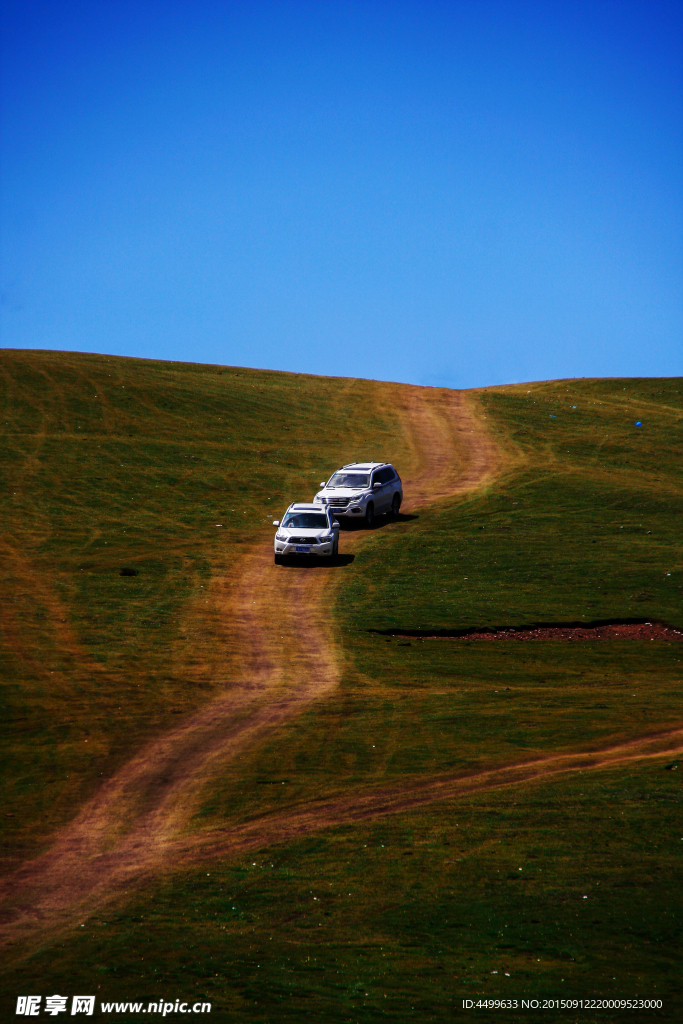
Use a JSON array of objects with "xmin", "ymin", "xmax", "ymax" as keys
[{"xmin": 386, "ymin": 621, "xmax": 683, "ymax": 642}]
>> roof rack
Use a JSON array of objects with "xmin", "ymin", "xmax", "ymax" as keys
[{"xmin": 342, "ymin": 461, "xmax": 383, "ymax": 469}]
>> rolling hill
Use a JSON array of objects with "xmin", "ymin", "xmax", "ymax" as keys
[{"xmin": 1, "ymin": 350, "xmax": 681, "ymax": 1022}]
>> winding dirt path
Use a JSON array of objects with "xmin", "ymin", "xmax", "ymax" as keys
[{"xmin": 0, "ymin": 387, "xmax": 499, "ymax": 947}]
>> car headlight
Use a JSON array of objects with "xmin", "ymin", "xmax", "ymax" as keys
[
  {"xmin": 320, "ymin": 532, "xmax": 334, "ymax": 541},
  {"xmin": 275, "ymin": 530, "xmax": 286, "ymax": 540}
]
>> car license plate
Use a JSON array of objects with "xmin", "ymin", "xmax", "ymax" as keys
[{"xmin": 295, "ymin": 545, "xmax": 310, "ymax": 553}]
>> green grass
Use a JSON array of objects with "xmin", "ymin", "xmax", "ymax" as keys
[
  {"xmin": 0, "ymin": 349, "xmax": 414, "ymax": 866},
  {"xmin": 7, "ymin": 767, "xmax": 681, "ymax": 1022},
  {"xmin": 1, "ymin": 359, "xmax": 682, "ymax": 1022},
  {"xmin": 191, "ymin": 639, "xmax": 683, "ymax": 830},
  {"xmin": 342, "ymin": 377, "xmax": 682, "ymax": 635}
]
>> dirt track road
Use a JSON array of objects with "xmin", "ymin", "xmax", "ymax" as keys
[
  {"xmin": 174, "ymin": 725, "xmax": 683, "ymax": 866},
  {"xmin": 1, "ymin": 385, "xmax": 678, "ymax": 952},
  {"xmin": 0, "ymin": 386, "xmax": 500, "ymax": 946}
]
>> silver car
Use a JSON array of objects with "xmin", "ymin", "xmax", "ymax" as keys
[
  {"xmin": 313, "ymin": 462, "xmax": 403, "ymax": 527},
  {"xmin": 273, "ymin": 503, "xmax": 340, "ymax": 564}
]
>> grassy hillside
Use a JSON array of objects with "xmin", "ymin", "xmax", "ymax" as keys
[
  {"xmin": 190, "ymin": 378, "xmax": 682, "ymax": 826},
  {"xmin": 0, "ymin": 349, "xmax": 414, "ymax": 867},
  {"xmin": 346, "ymin": 377, "xmax": 682, "ymax": 634},
  {"xmin": 1, "ymin": 358, "xmax": 681, "ymax": 1022},
  {"xmin": 9, "ymin": 768, "xmax": 680, "ymax": 1021}
]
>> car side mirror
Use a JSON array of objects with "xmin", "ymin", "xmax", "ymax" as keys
[
  {"xmin": 272, "ymin": 520, "xmax": 280, "ymax": 527},
  {"xmin": 373, "ymin": 481, "xmax": 381, "ymax": 489},
  {"xmin": 332, "ymin": 520, "xmax": 340, "ymax": 528},
  {"xmin": 320, "ymin": 482, "xmax": 326, "ymax": 488}
]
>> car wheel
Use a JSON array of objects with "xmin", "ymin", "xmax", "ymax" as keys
[
  {"xmin": 274, "ymin": 553, "xmax": 283, "ymax": 565},
  {"xmin": 391, "ymin": 493, "xmax": 401, "ymax": 517},
  {"xmin": 365, "ymin": 503, "xmax": 375, "ymax": 528},
  {"xmin": 333, "ymin": 537, "xmax": 339, "ymax": 559}
]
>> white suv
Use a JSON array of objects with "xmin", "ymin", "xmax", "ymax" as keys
[
  {"xmin": 314, "ymin": 462, "xmax": 403, "ymax": 527},
  {"xmin": 273, "ymin": 503, "xmax": 340, "ymax": 564}
]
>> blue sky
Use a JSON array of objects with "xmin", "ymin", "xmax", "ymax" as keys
[{"xmin": 1, "ymin": 0, "xmax": 681, "ymax": 387}]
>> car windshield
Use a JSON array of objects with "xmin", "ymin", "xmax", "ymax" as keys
[
  {"xmin": 282, "ymin": 512, "xmax": 329, "ymax": 529},
  {"xmin": 328, "ymin": 472, "xmax": 369, "ymax": 488}
]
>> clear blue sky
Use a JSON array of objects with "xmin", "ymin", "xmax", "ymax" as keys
[{"xmin": 2, "ymin": 1, "xmax": 681, "ymax": 387}]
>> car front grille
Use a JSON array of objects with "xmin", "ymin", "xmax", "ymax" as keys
[
  {"xmin": 326, "ymin": 497, "xmax": 350, "ymax": 507},
  {"xmin": 289, "ymin": 536, "xmax": 319, "ymax": 544}
]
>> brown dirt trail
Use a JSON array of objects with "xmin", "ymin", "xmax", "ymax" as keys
[
  {"xmin": 0, "ymin": 387, "xmax": 498, "ymax": 946},
  {"xmin": 172, "ymin": 725, "xmax": 683, "ymax": 865}
]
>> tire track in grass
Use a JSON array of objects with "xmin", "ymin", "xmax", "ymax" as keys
[
  {"xmin": 0, "ymin": 387, "xmax": 499, "ymax": 948},
  {"xmin": 172, "ymin": 726, "xmax": 683, "ymax": 867},
  {"xmin": 0, "ymin": 541, "xmax": 105, "ymax": 678}
]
